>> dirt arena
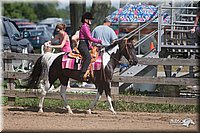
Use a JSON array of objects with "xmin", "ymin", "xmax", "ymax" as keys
[{"xmin": 2, "ymin": 106, "xmax": 199, "ymax": 132}]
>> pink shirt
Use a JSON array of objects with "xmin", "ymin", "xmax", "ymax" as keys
[
  {"xmin": 79, "ymin": 23, "xmax": 101, "ymax": 44},
  {"xmin": 60, "ymin": 32, "xmax": 71, "ymax": 52}
]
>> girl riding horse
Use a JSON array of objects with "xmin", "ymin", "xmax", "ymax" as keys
[{"xmin": 26, "ymin": 33, "xmax": 138, "ymax": 115}]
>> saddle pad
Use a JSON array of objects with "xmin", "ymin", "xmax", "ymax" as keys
[{"xmin": 62, "ymin": 54, "xmax": 102, "ymax": 70}]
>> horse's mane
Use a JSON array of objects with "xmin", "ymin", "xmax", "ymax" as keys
[{"xmin": 104, "ymin": 41, "xmax": 119, "ymax": 51}]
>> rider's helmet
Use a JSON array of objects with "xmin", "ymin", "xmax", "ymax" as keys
[{"xmin": 81, "ymin": 12, "xmax": 94, "ymax": 23}]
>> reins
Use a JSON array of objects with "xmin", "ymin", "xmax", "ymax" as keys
[
  {"xmin": 104, "ymin": 40, "xmax": 131, "ymax": 64},
  {"xmin": 105, "ymin": 48, "xmax": 120, "ymax": 63}
]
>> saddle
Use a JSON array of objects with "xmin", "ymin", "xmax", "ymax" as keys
[
  {"xmin": 68, "ymin": 46, "xmax": 99, "ymax": 81},
  {"xmin": 68, "ymin": 47, "xmax": 82, "ymax": 60}
]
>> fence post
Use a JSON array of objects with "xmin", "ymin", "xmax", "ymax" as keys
[
  {"xmin": 110, "ymin": 81, "xmax": 119, "ymax": 110},
  {"xmin": 4, "ymin": 50, "xmax": 16, "ymax": 105},
  {"xmin": 111, "ymin": 82, "xmax": 119, "ymax": 95}
]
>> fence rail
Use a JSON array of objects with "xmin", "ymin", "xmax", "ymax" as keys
[{"xmin": 2, "ymin": 52, "xmax": 199, "ymax": 105}]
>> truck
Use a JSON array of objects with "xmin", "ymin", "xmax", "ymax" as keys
[{"xmin": 1, "ymin": 16, "xmax": 33, "ymax": 53}]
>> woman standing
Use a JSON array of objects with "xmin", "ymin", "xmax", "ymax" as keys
[
  {"xmin": 79, "ymin": 12, "xmax": 102, "ymax": 81},
  {"xmin": 191, "ymin": 1, "xmax": 200, "ymax": 43},
  {"xmin": 48, "ymin": 23, "xmax": 71, "ymax": 53},
  {"xmin": 46, "ymin": 23, "xmax": 72, "ymax": 89}
]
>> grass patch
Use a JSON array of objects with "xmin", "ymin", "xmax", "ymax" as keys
[
  {"xmin": 1, "ymin": 97, "xmax": 198, "ymax": 113},
  {"xmin": 114, "ymin": 101, "xmax": 198, "ymax": 113}
]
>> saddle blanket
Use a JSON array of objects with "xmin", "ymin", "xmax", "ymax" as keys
[{"xmin": 62, "ymin": 54, "xmax": 102, "ymax": 70}]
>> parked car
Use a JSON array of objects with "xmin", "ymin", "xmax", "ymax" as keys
[
  {"xmin": 12, "ymin": 18, "xmax": 35, "ymax": 27},
  {"xmin": 0, "ymin": 16, "xmax": 33, "ymax": 53},
  {"xmin": 1, "ymin": 16, "xmax": 34, "ymax": 71},
  {"xmin": 25, "ymin": 29, "xmax": 53, "ymax": 48},
  {"xmin": 12, "ymin": 18, "xmax": 29, "ymax": 23},
  {"xmin": 18, "ymin": 24, "xmax": 48, "ymax": 33}
]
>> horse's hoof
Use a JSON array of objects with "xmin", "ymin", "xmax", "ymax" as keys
[
  {"xmin": 86, "ymin": 109, "xmax": 92, "ymax": 114},
  {"xmin": 38, "ymin": 109, "xmax": 43, "ymax": 113},
  {"xmin": 68, "ymin": 111, "xmax": 73, "ymax": 114},
  {"xmin": 112, "ymin": 111, "xmax": 117, "ymax": 115},
  {"xmin": 66, "ymin": 105, "xmax": 73, "ymax": 114}
]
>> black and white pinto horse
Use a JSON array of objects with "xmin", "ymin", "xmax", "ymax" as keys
[{"xmin": 27, "ymin": 40, "xmax": 138, "ymax": 114}]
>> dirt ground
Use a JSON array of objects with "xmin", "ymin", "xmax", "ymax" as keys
[{"xmin": 2, "ymin": 106, "xmax": 199, "ymax": 132}]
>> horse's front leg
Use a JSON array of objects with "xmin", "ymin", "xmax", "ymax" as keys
[
  {"xmin": 107, "ymin": 95, "xmax": 116, "ymax": 115},
  {"xmin": 105, "ymin": 84, "xmax": 116, "ymax": 115},
  {"xmin": 38, "ymin": 80, "xmax": 50, "ymax": 113},
  {"xmin": 60, "ymin": 84, "xmax": 73, "ymax": 114}
]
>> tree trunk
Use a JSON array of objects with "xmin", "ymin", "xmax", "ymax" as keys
[
  {"xmin": 90, "ymin": 1, "xmax": 111, "ymax": 30},
  {"xmin": 70, "ymin": 1, "xmax": 86, "ymax": 35}
]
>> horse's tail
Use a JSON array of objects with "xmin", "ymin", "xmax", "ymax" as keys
[{"xmin": 26, "ymin": 56, "xmax": 44, "ymax": 89}]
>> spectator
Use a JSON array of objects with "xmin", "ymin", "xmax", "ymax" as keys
[
  {"xmin": 92, "ymin": 17, "xmax": 118, "ymax": 47},
  {"xmin": 46, "ymin": 23, "xmax": 71, "ymax": 88},
  {"xmin": 47, "ymin": 23, "xmax": 71, "ymax": 53},
  {"xmin": 191, "ymin": 1, "xmax": 200, "ymax": 44},
  {"xmin": 71, "ymin": 28, "xmax": 80, "ymax": 53}
]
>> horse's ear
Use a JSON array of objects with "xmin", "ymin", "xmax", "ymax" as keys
[
  {"xmin": 41, "ymin": 44, "xmax": 44, "ymax": 54},
  {"xmin": 112, "ymin": 38, "xmax": 123, "ymax": 45}
]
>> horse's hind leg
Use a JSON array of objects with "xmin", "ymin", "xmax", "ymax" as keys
[
  {"xmin": 105, "ymin": 82, "xmax": 116, "ymax": 115},
  {"xmin": 87, "ymin": 92, "xmax": 102, "ymax": 114},
  {"xmin": 38, "ymin": 80, "xmax": 50, "ymax": 113},
  {"xmin": 59, "ymin": 77, "xmax": 73, "ymax": 114},
  {"xmin": 87, "ymin": 84, "xmax": 103, "ymax": 114}
]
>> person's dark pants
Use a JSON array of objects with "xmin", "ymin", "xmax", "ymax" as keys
[
  {"xmin": 78, "ymin": 40, "xmax": 91, "ymax": 74},
  {"xmin": 196, "ymin": 26, "xmax": 200, "ymax": 44}
]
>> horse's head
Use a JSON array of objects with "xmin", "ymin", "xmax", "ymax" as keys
[
  {"xmin": 119, "ymin": 39, "xmax": 138, "ymax": 66},
  {"xmin": 41, "ymin": 42, "xmax": 53, "ymax": 54}
]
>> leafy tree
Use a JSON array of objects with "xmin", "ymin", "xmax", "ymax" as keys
[
  {"xmin": 90, "ymin": 1, "xmax": 111, "ymax": 30},
  {"xmin": 3, "ymin": 3, "xmax": 37, "ymax": 21},
  {"xmin": 2, "ymin": 2, "xmax": 69, "ymax": 22},
  {"xmin": 31, "ymin": 3, "xmax": 59, "ymax": 21},
  {"xmin": 70, "ymin": 0, "xmax": 112, "ymax": 34}
]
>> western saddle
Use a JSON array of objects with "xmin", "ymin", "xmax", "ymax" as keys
[{"xmin": 68, "ymin": 46, "xmax": 99, "ymax": 81}]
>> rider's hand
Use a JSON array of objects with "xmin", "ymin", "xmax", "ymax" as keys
[
  {"xmin": 98, "ymin": 40, "xmax": 102, "ymax": 44},
  {"xmin": 89, "ymin": 44, "xmax": 93, "ymax": 50}
]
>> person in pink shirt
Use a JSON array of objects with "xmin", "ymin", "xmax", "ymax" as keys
[
  {"xmin": 79, "ymin": 12, "xmax": 102, "ymax": 81},
  {"xmin": 47, "ymin": 23, "xmax": 71, "ymax": 53}
]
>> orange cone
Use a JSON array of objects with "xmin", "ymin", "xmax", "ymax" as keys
[{"xmin": 150, "ymin": 42, "xmax": 154, "ymax": 50}]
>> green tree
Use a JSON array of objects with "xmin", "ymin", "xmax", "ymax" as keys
[
  {"xmin": 90, "ymin": 1, "xmax": 111, "ymax": 30},
  {"xmin": 2, "ymin": 1, "xmax": 69, "ymax": 22},
  {"xmin": 69, "ymin": 0, "xmax": 112, "ymax": 34},
  {"xmin": 3, "ymin": 3, "xmax": 37, "ymax": 21},
  {"xmin": 31, "ymin": 3, "xmax": 59, "ymax": 21}
]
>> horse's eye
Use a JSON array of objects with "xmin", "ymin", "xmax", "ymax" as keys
[{"xmin": 127, "ymin": 44, "xmax": 132, "ymax": 48}]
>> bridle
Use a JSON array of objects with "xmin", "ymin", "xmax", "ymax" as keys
[
  {"xmin": 104, "ymin": 40, "xmax": 134, "ymax": 64},
  {"xmin": 100, "ymin": 40, "xmax": 134, "ymax": 80},
  {"xmin": 122, "ymin": 40, "xmax": 134, "ymax": 64}
]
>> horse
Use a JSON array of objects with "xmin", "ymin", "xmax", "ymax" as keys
[{"xmin": 26, "ymin": 39, "xmax": 138, "ymax": 114}]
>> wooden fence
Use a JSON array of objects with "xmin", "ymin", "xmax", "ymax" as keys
[{"xmin": 2, "ymin": 52, "xmax": 200, "ymax": 105}]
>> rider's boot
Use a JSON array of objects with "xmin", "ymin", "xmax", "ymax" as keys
[{"xmin": 83, "ymin": 70, "xmax": 90, "ymax": 81}]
